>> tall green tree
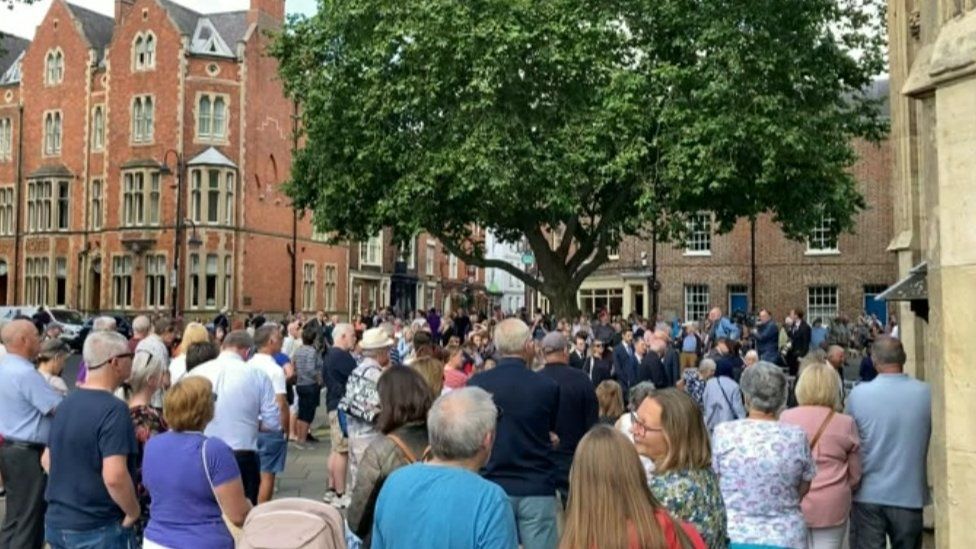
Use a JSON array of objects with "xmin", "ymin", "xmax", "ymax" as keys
[{"xmin": 272, "ymin": 0, "xmax": 887, "ymax": 318}]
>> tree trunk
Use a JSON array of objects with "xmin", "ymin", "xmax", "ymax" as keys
[{"xmin": 543, "ymin": 284, "xmax": 582, "ymax": 320}]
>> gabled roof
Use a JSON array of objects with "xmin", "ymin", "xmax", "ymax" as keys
[
  {"xmin": 158, "ymin": 0, "xmax": 248, "ymax": 58},
  {"xmin": 65, "ymin": 2, "xmax": 115, "ymax": 61},
  {"xmin": 0, "ymin": 34, "xmax": 30, "ymax": 85},
  {"xmin": 188, "ymin": 147, "xmax": 237, "ymax": 168}
]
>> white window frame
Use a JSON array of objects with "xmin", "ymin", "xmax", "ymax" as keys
[
  {"xmin": 188, "ymin": 167, "xmax": 235, "ymax": 226},
  {"xmin": 806, "ymin": 216, "xmax": 840, "ymax": 255},
  {"xmin": 196, "ymin": 93, "xmax": 229, "ymax": 142},
  {"xmin": 90, "ymin": 179, "xmax": 103, "ymax": 230},
  {"xmin": 448, "ymin": 254, "xmax": 458, "ymax": 279},
  {"xmin": 54, "ymin": 257, "xmax": 67, "ymax": 306},
  {"xmin": 807, "ymin": 286, "xmax": 839, "ymax": 323},
  {"xmin": 425, "ymin": 242, "xmax": 435, "ymax": 276},
  {"xmin": 91, "ymin": 105, "xmax": 105, "ymax": 151},
  {"xmin": 144, "ymin": 254, "xmax": 167, "ymax": 309},
  {"xmin": 607, "ymin": 228, "xmax": 620, "ymax": 260},
  {"xmin": 0, "ymin": 187, "xmax": 14, "ymax": 235},
  {"xmin": 684, "ymin": 213, "xmax": 712, "ymax": 256},
  {"xmin": 112, "ymin": 255, "xmax": 134, "ymax": 309},
  {"xmin": 683, "ymin": 284, "xmax": 710, "ymax": 323},
  {"xmin": 43, "ymin": 111, "xmax": 62, "ymax": 157},
  {"xmin": 25, "ymin": 256, "xmax": 51, "ymax": 306},
  {"xmin": 323, "ymin": 264, "xmax": 337, "ymax": 311},
  {"xmin": 302, "ymin": 262, "xmax": 317, "ymax": 311},
  {"xmin": 26, "ymin": 179, "xmax": 68, "ymax": 232},
  {"xmin": 133, "ymin": 32, "xmax": 156, "ymax": 71},
  {"xmin": 360, "ymin": 232, "xmax": 382, "ymax": 266},
  {"xmin": 45, "ymin": 49, "xmax": 64, "ymax": 85},
  {"xmin": 121, "ymin": 170, "xmax": 160, "ymax": 227}
]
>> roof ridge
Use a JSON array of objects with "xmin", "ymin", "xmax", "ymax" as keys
[{"xmin": 63, "ymin": 1, "xmax": 114, "ymax": 21}]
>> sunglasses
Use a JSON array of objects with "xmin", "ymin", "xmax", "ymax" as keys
[{"xmin": 88, "ymin": 352, "xmax": 134, "ymax": 370}]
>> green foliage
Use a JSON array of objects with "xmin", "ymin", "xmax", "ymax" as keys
[{"xmin": 271, "ymin": 0, "xmax": 887, "ymax": 313}]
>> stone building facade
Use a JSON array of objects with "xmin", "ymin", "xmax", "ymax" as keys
[
  {"xmin": 0, "ymin": 0, "xmax": 350, "ymax": 319},
  {"xmin": 884, "ymin": 1, "xmax": 976, "ymax": 546},
  {"xmin": 562, "ymin": 133, "xmax": 897, "ymax": 324}
]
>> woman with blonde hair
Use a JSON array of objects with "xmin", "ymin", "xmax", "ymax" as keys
[
  {"xmin": 561, "ymin": 425, "xmax": 705, "ymax": 549},
  {"xmin": 168, "ymin": 322, "xmax": 211, "ymax": 383},
  {"xmin": 780, "ymin": 362, "xmax": 861, "ymax": 549},
  {"xmin": 632, "ymin": 389, "xmax": 728, "ymax": 548},
  {"xmin": 596, "ymin": 380, "xmax": 625, "ymax": 425}
]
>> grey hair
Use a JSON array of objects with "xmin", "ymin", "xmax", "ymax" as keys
[
  {"xmin": 253, "ymin": 324, "xmax": 280, "ymax": 350},
  {"xmin": 493, "ymin": 318, "xmax": 530, "ymax": 355},
  {"xmin": 744, "ymin": 350, "xmax": 759, "ymax": 362},
  {"xmin": 129, "ymin": 349, "xmax": 167, "ymax": 394},
  {"xmin": 132, "ymin": 315, "xmax": 151, "ymax": 336},
  {"xmin": 428, "ymin": 387, "xmax": 497, "ymax": 461},
  {"xmin": 83, "ymin": 331, "xmax": 129, "ymax": 368},
  {"xmin": 740, "ymin": 361, "xmax": 788, "ymax": 414},
  {"xmin": 628, "ymin": 382, "xmax": 656, "ymax": 411},
  {"xmin": 222, "ymin": 330, "xmax": 254, "ymax": 351},
  {"xmin": 92, "ymin": 316, "xmax": 117, "ymax": 332},
  {"xmin": 332, "ymin": 323, "xmax": 355, "ymax": 342},
  {"xmin": 699, "ymin": 358, "xmax": 717, "ymax": 377},
  {"xmin": 872, "ymin": 336, "xmax": 906, "ymax": 368}
]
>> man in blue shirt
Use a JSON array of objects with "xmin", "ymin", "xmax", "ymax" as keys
[
  {"xmin": 846, "ymin": 336, "xmax": 931, "ymax": 549},
  {"xmin": 372, "ymin": 387, "xmax": 517, "ymax": 549},
  {"xmin": 0, "ymin": 319, "xmax": 62, "ymax": 549},
  {"xmin": 44, "ymin": 330, "xmax": 140, "ymax": 548},
  {"xmin": 467, "ymin": 319, "xmax": 559, "ymax": 549}
]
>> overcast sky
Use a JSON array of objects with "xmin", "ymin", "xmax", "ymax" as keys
[{"xmin": 0, "ymin": 0, "xmax": 317, "ymax": 40}]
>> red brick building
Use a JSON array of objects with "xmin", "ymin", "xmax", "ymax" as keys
[
  {"xmin": 560, "ymin": 132, "xmax": 897, "ymax": 325},
  {"xmin": 0, "ymin": 0, "xmax": 350, "ymax": 319}
]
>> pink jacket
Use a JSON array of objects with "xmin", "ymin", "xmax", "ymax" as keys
[{"xmin": 780, "ymin": 406, "xmax": 862, "ymax": 528}]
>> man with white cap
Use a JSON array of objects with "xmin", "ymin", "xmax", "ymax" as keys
[{"xmin": 337, "ymin": 327, "xmax": 395, "ymax": 500}]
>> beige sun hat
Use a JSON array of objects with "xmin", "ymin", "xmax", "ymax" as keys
[{"xmin": 360, "ymin": 327, "xmax": 395, "ymax": 350}]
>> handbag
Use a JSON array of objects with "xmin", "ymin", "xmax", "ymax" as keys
[
  {"xmin": 809, "ymin": 409, "xmax": 836, "ymax": 451},
  {"xmin": 201, "ymin": 438, "xmax": 243, "ymax": 544}
]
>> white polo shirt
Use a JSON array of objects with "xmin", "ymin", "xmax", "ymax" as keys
[
  {"xmin": 248, "ymin": 352, "xmax": 287, "ymax": 396},
  {"xmin": 190, "ymin": 351, "xmax": 280, "ymax": 451}
]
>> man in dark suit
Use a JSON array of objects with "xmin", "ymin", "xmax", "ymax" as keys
[
  {"xmin": 642, "ymin": 337, "xmax": 669, "ymax": 388},
  {"xmin": 568, "ymin": 332, "xmax": 587, "ymax": 370},
  {"xmin": 612, "ymin": 329, "xmax": 639, "ymax": 395},
  {"xmin": 788, "ymin": 308, "xmax": 812, "ymax": 375},
  {"xmin": 583, "ymin": 341, "xmax": 612, "ymax": 387}
]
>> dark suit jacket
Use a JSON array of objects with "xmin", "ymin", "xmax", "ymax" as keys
[
  {"xmin": 755, "ymin": 320, "xmax": 780, "ymax": 362},
  {"xmin": 639, "ymin": 351, "xmax": 667, "ymax": 388},
  {"xmin": 662, "ymin": 347, "xmax": 681, "ymax": 388},
  {"xmin": 612, "ymin": 343, "xmax": 638, "ymax": 394},
  {"xmin": 584, "ymin": 356, "xmax": 613, "ymax": 388},
  {"xmin": 568, "ymin": 349, "xmax": 587, "ymax": 370},
  {"xmin": 791, "ymin": 321, "xmax": 812, "ymax": 357}
]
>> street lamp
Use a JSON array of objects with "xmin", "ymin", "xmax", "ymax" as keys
[{"xmin": 160, "ymin": 150, "xmax": 185, "ymax": 318}]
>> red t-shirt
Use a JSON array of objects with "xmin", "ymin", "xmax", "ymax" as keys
[{"xmin": 625, "ymin": 511, "xmax": 707, "ymax": 549}]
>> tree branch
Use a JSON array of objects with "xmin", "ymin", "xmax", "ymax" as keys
[{"xmin": 433, "ymin": 232, "xmax": 543, "ymax": 292}]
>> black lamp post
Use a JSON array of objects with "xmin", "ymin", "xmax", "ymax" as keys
[{"xmin": 160, "ymin": 150, "xmax": 185, "ymax": 318}]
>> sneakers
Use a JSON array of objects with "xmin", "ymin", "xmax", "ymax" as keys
[
  {"xmin": 321, "ymin": 489, "xmax": 339, "ymax": 503},
  {"xmin": 322, "ymin": 490, "xmax": 350, "ymax": 509},
  {"xmin": 306, "ymin": 432, "xmax": 320, "ymax": 443}
]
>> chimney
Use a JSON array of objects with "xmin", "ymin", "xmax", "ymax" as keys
[
  {"xmin": 249, "ymin": 0, "xmax": 285, "ymax": 22},
  {"xmin": 115, "ymin": 0, "xmax": 135, "ymax": 21}
]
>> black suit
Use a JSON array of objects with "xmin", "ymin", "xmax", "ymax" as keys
[
  {"xmin": 791, "ymin": 320, "xmax": 812, "ymax": 357},
  {"xmin": 639, "ymin": 350, "xmax": 667, "ymax": 388},
  {"xmin": 569, "ymin": 349, "xmax": 587, "ymax": 370},
  {"xmin": 662, "ymin": 347, "xmax": 681, "ymax": 388},
  {"xmin": 584, "ymin": 356, "xmax": 613, "ymax": 388}
]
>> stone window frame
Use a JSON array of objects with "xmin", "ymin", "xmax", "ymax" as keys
[
  {"xmin": 607, "ymin": 228, "xmax": 621, "ymax": 260},
  {"xmin": 0, "ymin": 117, "xmax": 12, "ymax": 161},
  {"xmin": 54, "ymin": 257, "xmax": 67, "ymax": 306},
  {"xmin": 807, "ymin": 285, "xmax": 839, "ymax": 324},
  {"xmin": 90, "ymin": 178, "xmax": 103, "ymax": 230},
  {"xmin": 111, "ymin": 254, "xmax": 134, "ymax": 310},
  {"xmin": 44, "ymin": 48, "xmax": 64, "ymax": 86},
  {"xmin": 0, "ymin": 186, "xmax": 13, "ymax": 235},
  {"xmin": 448, "ymin": 253, "xmax": 458, "ymax": 279},
  {"xmin": 24, "ymin": 256, "xmax": 51, "ymax": 306},
  {"xmin": 42, "ymin": 110, "xmax": 62, "ymax": 157},
  {"xmin": 120, "ymin": 169, "xmax": 161, "ymax": 227},
  {"xmin": 302, "ymin": 261, "xmax": 317, "ymax": 312},
  {"xmin": 188, "ymin": 166, "xmax": 235, "ymax": 226},
  {"xmin": 132, "ymin": 31, "xmax": 157, "ymax": 72},
  {"xmin": 425, "ymin": 241, "xmax": 435, "ymax": 276},
  {"xmin": 323, "ymin": 263, "xmax": 338, "ymax": 312},
  {"xmin": 25, "ymin": 179, "xmax": 69, "ymax": 233},
  {"xmin": 131, "ymin": 94, "xmax": 155, "ymax": 145},
  {"xmin": 91, "ymin": 104, "xmax": 105, "ymax": 151},
  {"xmin": 187, "ymin": 252, "xmax": 233, "ymax": 311},
  {"xmin": 194, "ymin": 92, "xmax": 231, "ymax": 145},
  {"xmin": 360, "ymin": 232, "xmax": 382, "ymax": 267},
  {"xmin": 144, "ymin": 253, "xmax": 167, "ymax": 309}
]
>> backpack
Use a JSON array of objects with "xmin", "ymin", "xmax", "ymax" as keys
[{"xmin": 238, "ymin": 498, "xmax": 347, "ymax": 549}]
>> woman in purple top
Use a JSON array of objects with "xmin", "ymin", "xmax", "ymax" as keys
[{"xmin": 142, "ymin": 377, "xmax": 251, "ymax": 549}]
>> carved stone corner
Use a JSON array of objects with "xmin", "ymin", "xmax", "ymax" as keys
[{"xmin": 909, "ymin": 10, "xmax": 921, "ymax": 40}]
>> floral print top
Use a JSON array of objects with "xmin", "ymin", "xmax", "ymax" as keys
[
  {"xmin": 649, "ymin": 468, "xmax": 728, "ymax": 549},
  {"xmin": 683, "ymin": 369, "xmax": 706, "ymax": 410},
  {"xmin": 130, "ymin": 405, "xmax": 168, "ymax": 541},
  {"xmin": 712, "ymin": 420, "xmax": 816, "ymax": 549}
]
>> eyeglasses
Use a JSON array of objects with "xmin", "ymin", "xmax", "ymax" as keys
[
  {"xmin": 88, "ymin": 352, "xmax": 134, "ymax": 370},
  {"xmin": 496, "ymin": 404, "xmax": 504, "ymax": 422},
  {"xmin": 630, "ymin": 411, "xmax": 663, "ymax": 436}
]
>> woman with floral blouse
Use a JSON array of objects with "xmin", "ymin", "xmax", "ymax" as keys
[
  {"xmin": 631, "ymin": 388, "xmax": 728, "ymax": 548},
  {"xmin": 127, "ymin": 350, "xmax": 169, "ymax": 543}
]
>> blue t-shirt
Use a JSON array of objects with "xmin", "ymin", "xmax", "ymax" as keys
[
  {"xmin": 45, "ymin": 388, "xmax": 138, "ymax": 530},
  {"xmin": 372, "ymin": 464, "xmax": 517, "ymax": 549},
  {"xmin": 143, "ymin": 432, "xmax": 240, "ymax": 549}
]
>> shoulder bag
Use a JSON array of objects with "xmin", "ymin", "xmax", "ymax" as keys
[
  {"xmin": 201, "ymin": 438, "xmax": 243, "ymax": 544},
  {"xmin": 809, "ymin": 409, "xmax": 836, "ymax": 451}
]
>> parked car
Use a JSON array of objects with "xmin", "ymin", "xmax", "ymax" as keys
[
  {"xmin": 69, "ymin": 315, "xmax": 134, "ymax": 352},
  {"xmin": 0, "ymin": 306, "xmax": 87, "ymax": 343}
]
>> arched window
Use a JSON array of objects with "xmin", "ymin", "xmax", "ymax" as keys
[
  {"xmin": 92, "ymin": 105, "xmax": 105, "ymax": 151},
  {"xmin": 134, "ymin": 33, "xmax": 156, "ymax": 71},
  {"xmin": 144, "ymin": 34, "xmax": 156, "ymax": 68},
  {"xmin": 45, "ymin": 49, "xmax": 63, "ymax": 84}
]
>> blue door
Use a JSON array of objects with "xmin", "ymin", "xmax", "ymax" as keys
[
  {"xmin": 729, "ymin": 293, "xmax": 748, "ymax": 315},
  {"xmin": 864, "ymin": 290, "xmax": 888, "ymax": 325}
]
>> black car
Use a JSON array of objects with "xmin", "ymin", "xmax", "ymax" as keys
[{"xmin": 69, "ymin": 315, "xmax": 134, "ymax": 352}]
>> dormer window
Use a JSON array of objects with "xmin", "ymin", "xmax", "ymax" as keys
[
  {"xmin": 45, "ymin": 49, "xmax": 64, "ymax": 85},
  {"xmin": 134, "ymin": 32, "xmax": 156, "ymax": 71},
  {"xmin": 190, "ymin": 18, "xmax": 234, "ymax": 57}
]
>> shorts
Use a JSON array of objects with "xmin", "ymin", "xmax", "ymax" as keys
[
  {"xmin": 328, "ymin": 410, "xmax": 349, "ymax": 454},
  {"xmin": 296, "ymin": 384, "xmax": 321, "ymax": 423},
  {"xmin": 257, "ymin": 431, "xmax": 288, "ymax": 474}
]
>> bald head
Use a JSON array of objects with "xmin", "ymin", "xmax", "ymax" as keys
[
  {"xmin": 826, "ymin": 345, "xmax": 845, "ymax": 369},
  {"xmin": 1, "ymin": 320, "xmax": 41, "ymax": 360},
  {"xmin": 872, "ymin": 336, "xmax": 906, "ymax": 372}
]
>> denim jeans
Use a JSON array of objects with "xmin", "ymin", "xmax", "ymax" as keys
[
  {"xmin": 508, "ymin": 495, "xmax": 558, "ymax": 549},
  {"xmin": 45, "ymin": 521, "xmax": 136, "ymax": 549},
  {"xmin": 850, "ymin": 502, "xmax": 923, "ymax": 549}
]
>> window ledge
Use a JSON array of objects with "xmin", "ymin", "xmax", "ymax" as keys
[
  {"xmin": 805, "ymin": 249, "xmax": 841, "ymax": 257},
  {"xmin": 683, "ymin": 250, "xmax": 712, "ymax": 257}
]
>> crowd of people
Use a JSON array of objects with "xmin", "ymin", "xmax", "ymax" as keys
[{"xmin": 0, "ymin": 301, "xmax": 928, "ymax": 549}]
